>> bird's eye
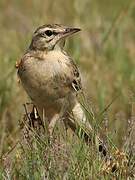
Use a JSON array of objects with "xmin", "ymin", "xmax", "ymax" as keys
[{"xmin": 45, "ymin": 30, "xmax": 53, "ymax": 36}]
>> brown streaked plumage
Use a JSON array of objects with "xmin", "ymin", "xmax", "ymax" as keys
[{"xmin": 17, "ymin": 24, "xmax": 92, "ymax": 134}]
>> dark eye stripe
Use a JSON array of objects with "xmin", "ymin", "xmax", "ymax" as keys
[{"xmin": 53, "ymin": 31, "xmax": 59, "ymax": 35}]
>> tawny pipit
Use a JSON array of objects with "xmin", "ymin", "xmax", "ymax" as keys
[
  {"xmin": 17, "ymin": 24, "xmax": 92, "ymax": 135},
  {"xmin": 16, "ymin": 24, "xmax": 117, "ymax": 169}
]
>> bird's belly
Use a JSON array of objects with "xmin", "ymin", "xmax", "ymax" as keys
[{"xmin": 18, "ymin": 59, "xmax": 70, "ymax": 105}]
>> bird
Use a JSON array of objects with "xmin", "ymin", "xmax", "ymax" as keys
[
  {"xmin": 17, "ymin": 24, "xmax": 92, "ymax": 135},
  {"xmin": 16, "ymin": 24, "xmax": 116, "ymax": 169}
]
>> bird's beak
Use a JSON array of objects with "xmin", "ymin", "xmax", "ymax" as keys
[{"xmin": 61, "ymin": 27, "xmax": 81, "ymax": 38}]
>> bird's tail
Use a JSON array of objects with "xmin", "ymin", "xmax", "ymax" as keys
[{"xmin": 68, "ymin": 101, "xmax": 109, "ymax": 159}]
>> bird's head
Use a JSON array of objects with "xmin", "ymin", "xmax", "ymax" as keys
[{"xmin": 29, "ymin": 24, "xmax": 81, "ymax": 51}]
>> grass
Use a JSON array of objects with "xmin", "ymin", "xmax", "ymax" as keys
[{"xmin": 0, "ymin": 0, "xmax": 135, "ymax": 179}]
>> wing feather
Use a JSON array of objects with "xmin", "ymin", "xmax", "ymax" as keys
[{"xmin": 66, "ymin": 55, "xmax": 82, "ymax": 92}]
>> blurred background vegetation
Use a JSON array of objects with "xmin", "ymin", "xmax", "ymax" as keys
[{"xmin": 0, "ymin": 0, "xmax": 135, "ymax": 155}]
